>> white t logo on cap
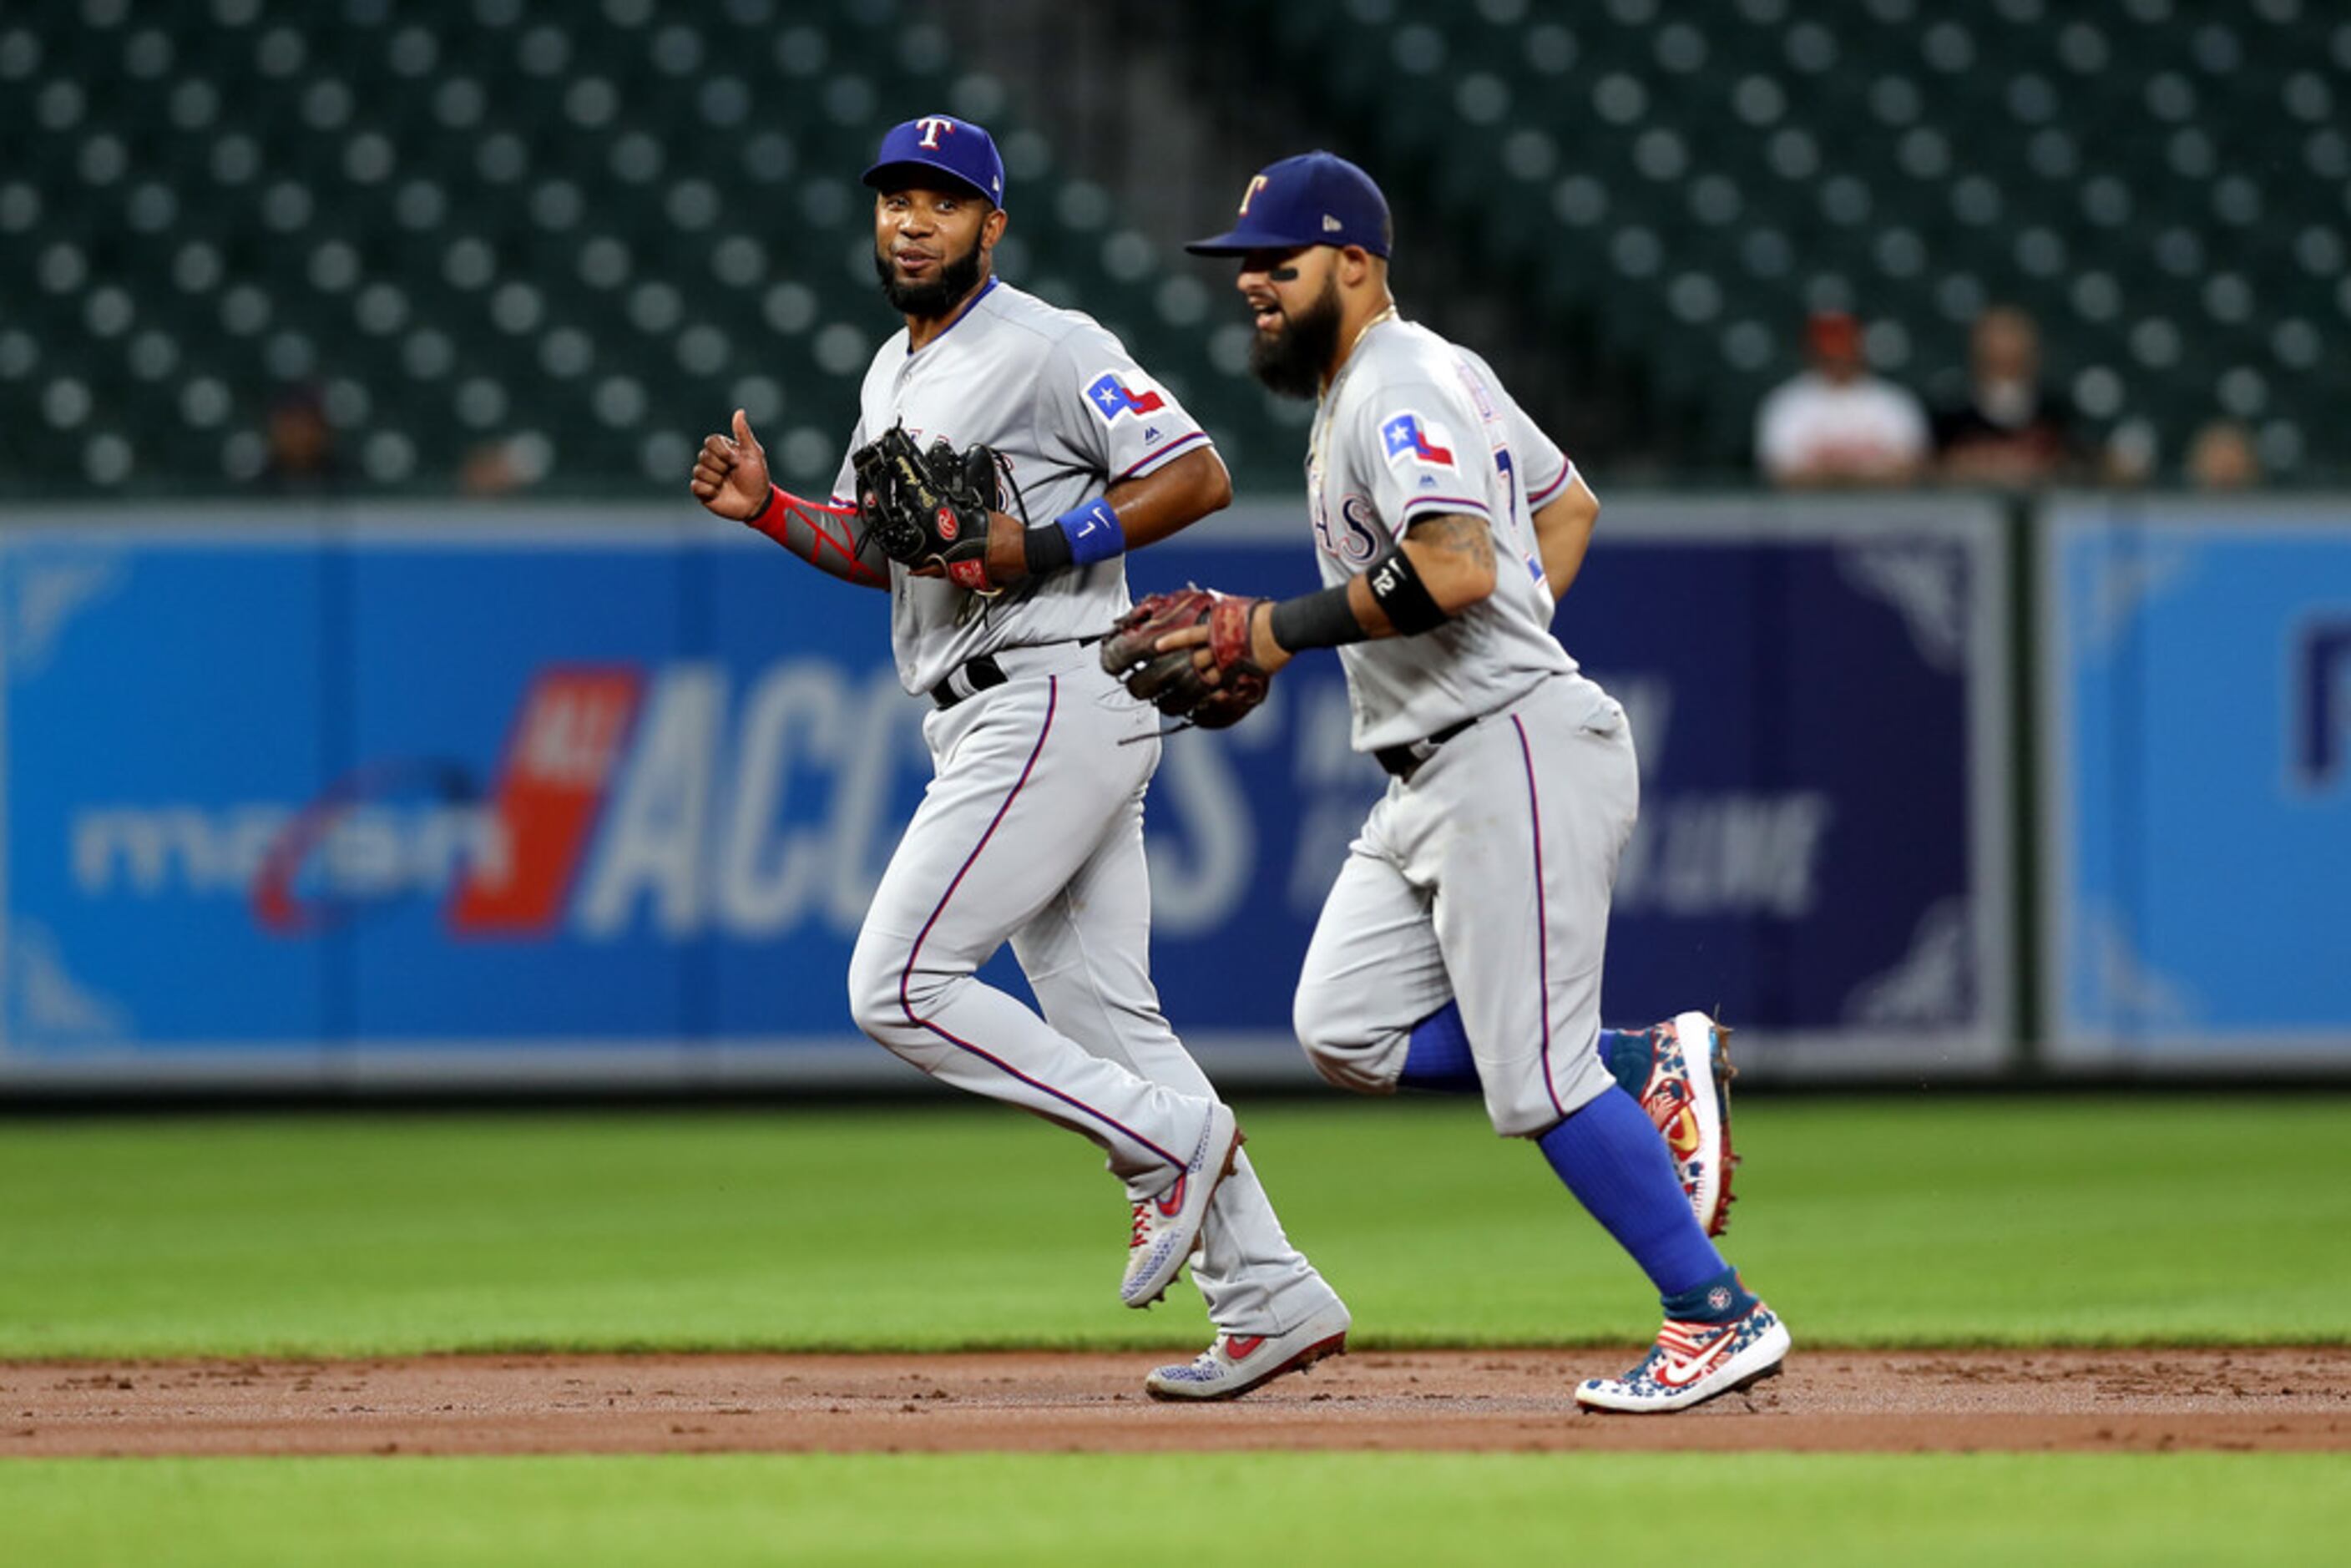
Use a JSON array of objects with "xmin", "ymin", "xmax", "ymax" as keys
[
  {"xmin": 1237, "ymin": 175, "xmax": 1270, "ymax": 215},
  {"xmin": 916, "ymin": 116, "xmax": 957, "ymax": 149}
]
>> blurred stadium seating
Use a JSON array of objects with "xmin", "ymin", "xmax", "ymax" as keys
[
  {"xmin": 0, "ymin": 0, "xmax": 1272, "ymax": 497},
  {"xmin": 1166, "ymin": 0, "xmax": 2346, "ymax": 478},
  {"xmin": 0, "ymin": 0, "xmax": 2342, "ymax": 496}
]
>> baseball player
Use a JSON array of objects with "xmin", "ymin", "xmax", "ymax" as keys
[
  {"xmin": 1108, "ymin": 151, "xmax": 1786, "ymax": 1412},
  {"xmin": 688, "ymin": 116, "xmax": 1348, "ymax": 1399}
]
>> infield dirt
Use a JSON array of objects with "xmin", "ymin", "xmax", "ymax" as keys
[{"xmin": 4, "ymin": 1348, "xmax": 2345, "ymax": 1457}]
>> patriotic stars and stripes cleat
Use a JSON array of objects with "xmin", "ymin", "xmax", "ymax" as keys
[
  {"xmin": 1573, "ymin": 1299, "xmax": 1791, "ymax": 1414},
  {"xmin": 1606, "ymin": 1010, "xmax": 1741, "ymax": 1237},
  {"xmin": 1120, "ymin": 1101, "xmax": 1244, "ymax": 1308},
  {"xmin": 1143, "ymin": 1298, "xmax": 1353, "ymax": 1401}
]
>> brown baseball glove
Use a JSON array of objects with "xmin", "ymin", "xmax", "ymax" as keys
[{"xmin": 1099, "ymin": 587, "xmax": 1272, "ymax": 730}]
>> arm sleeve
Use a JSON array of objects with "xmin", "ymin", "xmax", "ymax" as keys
[
  {"xmin": 753, "ymin": 492, "xmax": 891, "ymax": 589},
  {"xmin": 1357, "ymin": 378, "xmax": 1494, "ymax": 540},
  {"xmin": 1046, "ymin": 326, "xmax": 1216, "ymax": 488}
]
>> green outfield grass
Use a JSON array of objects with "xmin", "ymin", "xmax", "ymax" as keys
[
  {"xmin": 8, "ymin": 1453, "xmax": 2348, "ymax": 1566},
  {"xmin": 2, "ymin": 1095, "xmax": 2346, "ymax": 1358}
]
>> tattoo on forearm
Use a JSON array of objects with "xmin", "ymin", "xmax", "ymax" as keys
[{"xmin": 1407, "ymin": 512, "xmax": 1494, "ymax": 576}]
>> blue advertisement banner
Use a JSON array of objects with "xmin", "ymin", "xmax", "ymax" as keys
[
  {"xmin": 2042, "ymin": 500, "xmax": 2351, "ymax": 1067},
  {"xmin": 2, "ymin": 497, "xmax": 2010, "ymax": 1088}
]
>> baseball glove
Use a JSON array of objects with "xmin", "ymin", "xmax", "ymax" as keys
[
  {"xmin": 1099, "ymin": 587, "xmax": 1272, "ymax": 730},
  {"xmin": 849, "ymin": 423, "xmax": 1005, "ymax": 594}
]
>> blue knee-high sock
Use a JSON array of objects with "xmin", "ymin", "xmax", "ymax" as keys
[
  {"xmin": 1537, "ymin": 1085, "xmax": 1728, "ymax": 1299},
  {"xmin": 1397, "ymin": 1002, "xmax": 1479, "ymax": 1092},
  {"xmin": 1409, "ymin": 1010, "xmax": 1646, "ymax": 1095},
  {"xmin": 1595, "ymin": 1026, "xmax": 1650, "ymax": 1095}
]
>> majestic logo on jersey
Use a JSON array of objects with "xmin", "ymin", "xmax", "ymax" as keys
[
  {"xmin": 915, "ymin": 116, "xmax": 958, "ymax": 149},
  {"xmin": 1381, "ymin": 412, "xmax": 1455, "ymax": 467},
  {"xmin": 1086, "ymin": 373, "xmax": 1166, "ymax": 422}
]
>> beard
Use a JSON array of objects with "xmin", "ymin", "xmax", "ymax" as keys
[
  {"xmin": 874, "ymin": 235, "xmax": 987, "ymax": 318},
  {"xmin": 1247, "ymin": 275, "xmax": 1342, "ymax": 400}
]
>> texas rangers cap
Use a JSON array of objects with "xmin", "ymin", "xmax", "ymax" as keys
[
  {"xmin": 1184, "ymin": 151, "xmax": 1393, "ymax": 258},
  {"xmin": 862, "ymin": 114, "xmax": 1006, "ymax": 208}
]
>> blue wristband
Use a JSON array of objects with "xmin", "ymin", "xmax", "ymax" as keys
[{"xmin": 1053, "ymin": 497, "xmax": 1126, "ymax": 567}]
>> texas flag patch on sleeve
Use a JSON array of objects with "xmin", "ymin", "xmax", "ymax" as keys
[
  {"xmin": 1380, "ymin": 412, "xmax": 1456, "ymax": 468},
  {"xmin": 1085, "ymin": 371, "xmax": 1166, "ymax": 422}
]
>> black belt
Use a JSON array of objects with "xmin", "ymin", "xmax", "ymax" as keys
[
  {"xmin": 929, "ymin": 653, "xmax": 1009, "ymax": 709},
  {"xmin": 1374, "ymin": 717, "xmax": 1476, "ymax": 781}
]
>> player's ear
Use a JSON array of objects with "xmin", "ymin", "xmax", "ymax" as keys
[
  {"xmin": 981, "ymin": 205, "xmax": 1009, "ymax": 250},
  {"xmin": 1337, "ymin": 245, "xmax": 1373, "ymax": 287}
]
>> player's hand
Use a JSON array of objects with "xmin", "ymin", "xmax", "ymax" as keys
[
  {"xmin": 1154, "ymin": 601, "xmax": 1293, "ymax": 680},
  {"xmin": 690, "ymin": 408, "xmax": 774, "ymax": 523},
  {"xmin": 908, "ymin": 509, "xmax": 1026, "ymax": 587}
]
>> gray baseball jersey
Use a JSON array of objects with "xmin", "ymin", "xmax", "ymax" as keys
[
  {"xmin": 1289, "ymin": 314, "xmax": 1632, "ymax": 1136},
  {"xmin": 829, "ymin": 277, "xmax": 1213, "ymax": 695},
  {"xmin": 824, "ymin": 271, "xmax": 1338, "ymax": 1340},
  {"xmin": 1306, "ymin": 317, "xmax": 1602, "ymax": 751}
]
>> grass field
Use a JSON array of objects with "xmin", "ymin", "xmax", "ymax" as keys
[
  {"xmin": 7, "ymin": 1453, "xmax": 2347, "ymax": 1567},
  {"xmin": 6, "ymin": 1094, "xmax": 2348, "ymax": 1564},
  {"xmin": 4, "ymin": 1095, "xmax": 2347, "ymax": 1356}
]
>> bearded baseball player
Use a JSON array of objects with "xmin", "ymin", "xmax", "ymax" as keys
[
  {"xmin": 688, "ymin": 116, "xmax": 1348, "ymax": 1399},
  {"xmin": 1103, "ymin": 151, "xmax": 1786, "ymax": 1412}
]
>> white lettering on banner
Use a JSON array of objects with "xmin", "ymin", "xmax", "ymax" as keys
[
  {"xmin": 825, "ymin": 670, "xmax": 925, "ymax": 930},
  {"xmin": 1144, "ymin": 721, "xmax": 1258, "ymax": 934},
  {"xmin": 715, "ymin": 665, "xmax": 845, "ymax": 934},
  {"xmin": 1288, "ymin": 682, "xmax": 1383, "ymax": 914},
  {"xmin": 71, "ymin": 803, "xmax": 503, "ymax": 899},
  {"xmin": 574, "ymin": 665, "xmax": 724, "ymax": 938},
  {"xmin": 1612, "ymin": 793, "xmax": 1835, "ymax": 917},
  {"xmin": 574, "ymin": 661, "xmax": 914, "ymax": 941},
  {"xmin": 520, "ymin": 684, "xmax": 632, "ymax": 787}
]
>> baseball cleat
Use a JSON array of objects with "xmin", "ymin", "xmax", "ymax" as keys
[
  {"xmin": 1144, "ymin": 1298, "xmax": 1353, "ymax": 1402},
  {"xmin": 1120, "ymin": 1102, "xmax": 1242, "ymax": 1308},
  {"xmin": 1605, "ymin": 1010, "xmax": 1740, "ymax": 1237},
  {"xmin": 1574, "ymin": 1299, "xmax": 1790, "ymax": 1414}
]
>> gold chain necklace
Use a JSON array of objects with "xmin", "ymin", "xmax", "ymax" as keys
[{"xmin": 1310, "ymin": 305, "xmax": 1401, "ymax": 484}]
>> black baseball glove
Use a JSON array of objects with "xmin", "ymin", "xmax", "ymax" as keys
[{"xmin": 849, "ymin": 423, "xmax": 1006, "ymax": 594}]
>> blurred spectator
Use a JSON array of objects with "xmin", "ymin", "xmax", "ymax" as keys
[
  {"xmin": 1753, "ymin": 311, "xmax": 1930, "ymax": 488},
  {"xmin": 258, "ymin": 385, "xmax": 345, "ymax": 493},
  {"xmin": 459, "ymin": 434, "xmax": 554, "ymax": 497},
  {"xmin": 2185, "ymin": 419, "xmax": 2262, "ymax": 490},
  {"xmin": 1933, "ymin": 306, "xmax": 2084, "ymax": 486}
]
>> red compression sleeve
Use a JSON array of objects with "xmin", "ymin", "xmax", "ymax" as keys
[{"xmin": 741, "ymin": 485, "xmax": 888, "ymax": 588}]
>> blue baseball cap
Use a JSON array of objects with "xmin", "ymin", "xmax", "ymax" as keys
[
  {"xmin": 862, "ymin": 114, "xmax": 1006, "ymax": 208},
  {"xmin": 1185, "ymin": 151, "xmax": 1392, "ymax": 258}
]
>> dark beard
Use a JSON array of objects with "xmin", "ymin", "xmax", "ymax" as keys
[
  {"xmin": 1248, "ymin": 277, "xmax": 1342, "ymax": 400},
  {"xmin": 874, "ymin": 239, "xmax": 986, "ymax": 318}
]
